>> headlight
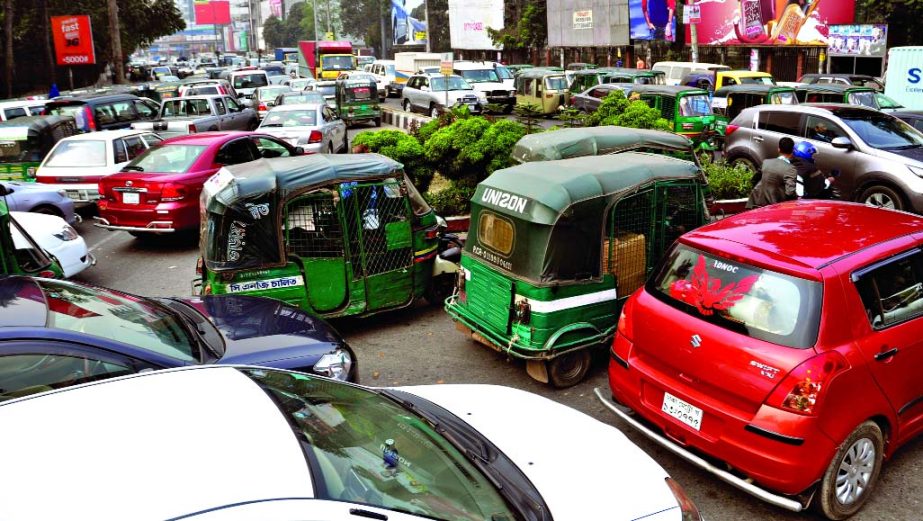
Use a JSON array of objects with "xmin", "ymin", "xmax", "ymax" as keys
[
  {"xmin": 509, "ymin": 90, "xmax": 516, "ymax": 97},
  {"xmin": 54, "ymin": 224, "xmax": 79, "ymax": 241},
  {"xmin": 909, "ymin": 165, "xmax": 923, "ymax": 177},
  {"xmin": 313, "ymin": 348, "xmax": 352, "ymax": 381}
]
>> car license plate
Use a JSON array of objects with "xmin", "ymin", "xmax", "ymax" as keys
[
  {"xmin": 122, "ymin": 192, "xmax": 140, "ymax": 204},
  {"xmin": 662, "ymin": 392, "xmax": 703, "ymax": 431},
  {"xmin": 467, "ymin": 103, "xmax": 478, "ymax": 111}
]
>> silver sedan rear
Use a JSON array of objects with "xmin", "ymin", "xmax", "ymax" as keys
[{"xmin": 257, "ymin": 103, "xmax": 348, "ymax": 154}]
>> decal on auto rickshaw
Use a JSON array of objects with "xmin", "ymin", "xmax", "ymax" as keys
[
  {"xmin": 480, "ymin": 188, "xmax": 528, "ymax": 214},
  {"xmin": 227, "ymin": 275, "xmax": 305, "ymax": 293}
]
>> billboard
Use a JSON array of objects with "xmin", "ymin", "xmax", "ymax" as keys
[
  {"xmin": 686, "ymin": 0, "xmax": 856, "ymax": 46},
  {"xmin": 629, "ymin": 0, "xmax": 677, "ymax": 42},
  {"xmin": 50, "ymin": 15, "xmax": 96, "ymax": 66},
  {"xmin": 828, "ymin": 24, "xmax": 887, "ymax": 57},
  {"xmin": 194, "ymin": 0, "xmax": 231, "ymax": 25},
  {"xmin": 547, "ymin": 0, "xmax": 630, "ymax": 47},
  {"xmin": 392, "ymin": 0, "xmax": 428, "ymax": 46},
  {"xmin": 448, "ymin": 0, "xmax": 504, "ymax": 50}
]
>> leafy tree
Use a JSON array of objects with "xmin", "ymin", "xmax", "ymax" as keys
[
  {"xmin": 512, "ymin": 103, "xmax": 543, "ymax": 134},
  {"xmin": 584, "ymin": 90, "xmax": 671, "ymax": 131},
  {"xmin": 855, "ymin": 0, "xmax": 923, "ymax": 45},
  {"xmin": 555, "ymin": 105, "xmax": 586, "ymax": 128},
  {"xmin": 262, "ymin": 16, "xmax": 286, "ymax": 48},
  {"xmin": 423, "ymin": 117, "xmax": 525, "ymax": 185},
  {"xmin": 487, "ymin": 0, "xmax": 546, "ymax": 64}
]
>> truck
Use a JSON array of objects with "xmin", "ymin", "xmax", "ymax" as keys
[
  {"xmin": 393, "ymin": 52, "xmax": 442, "ymax": 95},
  {"xmin": 885, "ymin": 46, "xmax": 923, "ymax": 110},
  {"xmin": 297, "ymin": 40, "xmax": 355, "ymax": 80},
  {"xmin": 274, "ymin": 47, "xmax": 299, "ymax": 63},
  {"xmin": 130, "ymin": 95, "xmax": 258, "ymax": 138}
]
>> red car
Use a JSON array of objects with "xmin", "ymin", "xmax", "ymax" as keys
[
  {"xmin": 95, "ymin": 132, "xmax": 300, "ymax": 235},
  {"xmin": 600, "ymin": 200, "xmax": 923, "ymax": 520}
]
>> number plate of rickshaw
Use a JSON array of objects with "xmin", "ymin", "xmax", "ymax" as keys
[
  {"xmin": 661, "ymin": 391, "xmax": 702, "ymax": 431},
  {"xmin": 122, "ymin": 192, "xmax": 140, "ymax": 204}
]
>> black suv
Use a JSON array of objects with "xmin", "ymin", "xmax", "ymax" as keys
[{"xmin": 45, "ymin": 94, "xmax": 160, "ymax": 133}]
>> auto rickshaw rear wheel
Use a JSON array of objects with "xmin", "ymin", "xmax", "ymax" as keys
[{"xmin": 547, "ymin": 349, "xmax": 591, "ymax": 388}]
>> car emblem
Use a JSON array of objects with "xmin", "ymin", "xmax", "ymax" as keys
[
  {"xmin": 690, "ymin": 334, "xmax": 702, "ymax": 349},
  {"xmin": 125, "ymin": 180, "xmax": 133, "ymax": 187}
]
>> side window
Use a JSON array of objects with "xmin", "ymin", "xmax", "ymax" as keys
[
  {"xmin": 215, "ymin": 139, "xmax": 256, "ymax": 165},
  {"xmin": 112, "ymin": 101, "xmax": 137, "ymax": 122},
  {"xmin": 756, "ymin": 111, "xmax": 802, "ymax": 135},
  {"xmin": 914, "ymin": 120, "xmax": 923, "ymax": 133},
  {"xmin": 420, "ymin": 78, "xmax": 429, "ymax": 89},
  {"xmin": 253, "ymin": 137, "xmax": 291, "ymax": 158},
  {"xmin": 123, "ymin": 136, "xmax": 146, "ymax": 160},
  {"xmin": 0, "ymin": 353, "xmax": 133, "ymax": 401},
  {"xmin": 214, "ymin": 98, "xmax": 227, "ymax": 115},
  {"xmin": 4, "ymin": 107, "xmax": 27, "ymax": 120},
  {"xmin": 804, "ymin": 115, "xmax": 847, "ymax": 143},
  {"xmin": 94, "ymin": 104, "xmax": 118, "ymax": 126},
  {"xmin": 142, "ymin": 134, "xmax": 164, "ymax": 147},
  {"xmin": 133, "ymin": 100, "xmax": 156, "ymax": 119},
  {"xmin": 113, "ymin": 139, "xmax": 129, "ymax": 164},
  {"xmin": 226, "ymin": 97, "xmax": 241, "ymax": 112},
  {"xmin": 725, "ymin": 77, "xmax": 739, "ymax": 86},
  {"xmin": 855, "ymin": 251, "xmax": 923, "ymax": 329}
]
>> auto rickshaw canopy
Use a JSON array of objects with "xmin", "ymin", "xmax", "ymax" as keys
[
  {"xmin": 510, "ymin": 126, "xmax": 695, "ymax": 164},
  {"xmin": 0, "ymin": 115, "xmax": 77, "ymax": 162},
  {"xmin": 714, "ymin": 84, "xmax": 798, "ymax": 98}
]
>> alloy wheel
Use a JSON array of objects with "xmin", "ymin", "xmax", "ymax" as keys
[
  {"xmin": 835, "ymin": 438, "xmax": 877, "ymax": 506},
  {"xmin": 864, "ymin": 192, "xmax": 895, "ymax": 209}
]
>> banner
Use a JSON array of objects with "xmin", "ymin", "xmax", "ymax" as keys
[
  {"xmin": 546, "ymin": 0, "xmax": 630, "ymax": 47},
  {"xmin": 828, "ymin": 24, "xmax": 887, "ymax": 57},
  {"xmin": 269, "ymin": 0, "xmax": 283, "ymax": 18},
  {"xmin": 448, "ymin": 0, "xmax": 503, "ymax": 50},
  {"xmin": 50, "ymin": 15, "xmax": 96, "ymax": 66},
  {"xmin": 630, "ymin": 0, "xmax": 677, "ymax": 42},
  {"xmin": 392, "ymin": 0, "xmax": 428, "ymax": 46},
  {"xmin": 194, "ymin": 0, "xmax": 231, "ymax": 25},
  {"xmin": 686, "ymin": 0, "xmax": 856, "ymax": 46}
]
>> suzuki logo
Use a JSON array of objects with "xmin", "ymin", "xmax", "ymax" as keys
[
  {"xmin": 690, "ymin": 334, "xmax": 702, "ymax": 349},
  {"xmin": 125, "ymin": 180, "xmax": 133, "ymax": 187}
]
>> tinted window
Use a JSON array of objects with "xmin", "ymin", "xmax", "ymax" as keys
[
  {"xmin": 113, "ymin": 139, "xmax": 129, "ymax": 163},
  {"xmin": 855, "ymin": 251, "xmax": 923, "ymax": 329},
  {"xmin": 804, "ymin": 115, "xmax": 847, "ymax": 143},
  {"xmin": 757, "ymin": 111, "xmax": 802, "ymax": 135},
  {"xmin": 123, "ymin": 136, "xmax": 146, "ymax": 160},
  {"xmin": 0, "ymin": 353, "xmax": 132, "ymax": 401},
  {"xmin": 233, "ymin": 74, "xmax": 269, "ymax": 89},
  {"xmin": 215, "ymin": 140, "xmax": 255, "ymax": 165},
  {"xmin": 3, "ymin": 107, "xmax": 27, "ymax": 120}
]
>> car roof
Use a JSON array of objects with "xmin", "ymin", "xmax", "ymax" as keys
[
  {"xmin": 162, "ymin": 131, "xmax": 254, "ymax": 145},
  {"xmin": 0, "ymin": 366, "xmax": 313, "ymax": 519},
  {"xmin": 796, "ymin": 83, "xmax": 875, "ymax": 93},
  {"xmin": 742, "ymin": 103, "xmax": 881, "ymax": 116},
  {"xmin": 47, "ymin": 93, "xmax": 140, "ymax": 105},
  {"xmin": 268, "ymin": 103, "xmax": 322, "ymax": 111},
  {"xmin": 715, "ymin": 84, "xmax": 795, "ymax": 95},
  {"xmin": 59, "ymin": 128, "xmax": 154, "ymax": 141},
  {"xmin": 681, "ymin": 201, "xmax": 923, "ymax": 272}
]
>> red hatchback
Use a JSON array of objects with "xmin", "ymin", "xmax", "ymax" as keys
[
  {"xmin": 95, "ymin": 132, "xmax": 299, "ymax": 235},
  {"xmin": 600, "ymin": 200, "xmax": 923, "ymax": 519}
]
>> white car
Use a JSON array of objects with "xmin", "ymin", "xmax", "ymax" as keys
[
  {"xmin": 10, "ymin": 211, "xmax": 94, "ymax": 277},
  {"xmin": 258, "ymin": 103, "xmax": 348, "ymax": 154},
  {"xmin": 453, "ymin": 61, "xmax": 517, "ymax": 112},
  {"xmin": 0, "ymin": 365, "xmax": 703, "ymax": 520},
  {"xmin": 34, "ymin": 130, "xmax": 163, "ymax": 205}
]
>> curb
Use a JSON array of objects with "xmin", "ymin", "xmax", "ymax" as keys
[{"xmin": 382, "ymin": 107, "xmax": 432, "ymax": 130}]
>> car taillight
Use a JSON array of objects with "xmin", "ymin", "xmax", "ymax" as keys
[
  {"xmin": 309, "ymin": 130, "xmax": 323, "ymax": 144},
  {"xmin": 189, "ymin": 123, "xmax": 197, "ymax": 133},
  {"xmin": 725, "ymin": 124, "xmax": 739, "ymax": 137},
  {"xmin": 195, "ymin": 256, "xmax": 203, "ymax": 275},
  {"xmin": 616, "ymin": 294, "xmax": 635, "ymax": 340},
  {"xmin": 258, "ymin": 102, "xmax": 268, "ymax": 111},
  {"xmin": 84, "ymin": 106, "xmax": 96, "ymax": 131},
  {"xmin": 161, "ymin": 183, "xmax": 186, "ymax": 202},
  {"xmin": 38, "ymin": 270, "xmax": 57, "ymax": 278},
  {"xmin": 665, "ymin": 478, "xmax": 703, "ymax": 521},
  {"xmin": 766, "ymin": 351, "xmax": 849, "ymax": 416}
]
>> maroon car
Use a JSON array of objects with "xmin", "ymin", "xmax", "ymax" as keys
[{"xmin": 95, "ymin": 132, "xmax": 300, "ymax": 236}]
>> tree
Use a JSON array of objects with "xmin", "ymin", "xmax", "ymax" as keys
[
  {"xmin": 855, "ymin": 0, "xmax": 923, "ymax": 45},
  {"xmin": 488, "ymin": 0, "xmax": 547, "ymax": 64},
  {"xmin": 263, "ymin": 15, "xmax": 286, "ymax": 48}
]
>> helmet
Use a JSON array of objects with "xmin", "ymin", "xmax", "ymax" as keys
[{"xmin": 794, "ymin": 141, "xmax": 818, "ymax": 163}]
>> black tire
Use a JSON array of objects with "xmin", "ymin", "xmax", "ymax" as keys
[
  {"xmin": 402, "ymin": 99, "xmax": 411, "ymax": 113},
  {"xmin": 328, "ymin": 143, "xmax": 335, "ymax": 154},
  {"xmin": 859, "ymin": 184, "xmax": 905, "ymax": 211},
  {"xmin": 503, "ymin": 103, "xmax": 515, "ymax": 114},
  {"xmin": 30, "ymin": 205, "xmax": 63, "ymax": 218},
  {"xmin": 814, "ymin": 421, "xmax": 884, "ymax": 520},
  {"xmin": 548, "ymin": 349, "xmax": 592, "ymax": 388},
  {"xmin": 424, "ymin": 274, "xmax": 455, "ymax": 306},
  {"xmin": 386, "ymin": 86, "xmax": 392, "ymax": 98}
]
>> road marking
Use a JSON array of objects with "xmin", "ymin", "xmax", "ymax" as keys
[{"xmin": 88, "ymin": 231, "xmax": 125, "ymax": 253}]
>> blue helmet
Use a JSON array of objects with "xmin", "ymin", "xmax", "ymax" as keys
[{"xmin": 794, "ymin": 141, "xmax": 818, "ymax": 163}]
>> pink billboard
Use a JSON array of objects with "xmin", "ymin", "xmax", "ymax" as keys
[{"xmin": 686, "ymin": 0, "xmax": 856, "ymax": 46}]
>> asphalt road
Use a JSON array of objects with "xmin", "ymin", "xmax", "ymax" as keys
[{"xmin": 66, "ymin": 124, "xmax": 923, "ymax": 521}]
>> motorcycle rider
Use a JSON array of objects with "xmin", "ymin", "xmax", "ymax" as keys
[{"xmin": 792, "ymin": 141, "xmax": 837, "ymax": 199}]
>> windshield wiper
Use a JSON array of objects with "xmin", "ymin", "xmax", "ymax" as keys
[{"xmin": 122, "ymin": 165, "xmax": 144, "ymax": 171}]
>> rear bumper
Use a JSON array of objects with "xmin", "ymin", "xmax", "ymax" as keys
[
  {"xmin": 39, "ymin": 183, "xmax": 100, "ymax": 204},
  {"xmin": 93, "ymin": 217, "xmax": 176, "ymax": 233},
  {"xmin": 94, "ymin": 200, "xmax": 197, "ymax": 233}
]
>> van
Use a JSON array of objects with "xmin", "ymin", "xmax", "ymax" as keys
[
  {"xmin": 368, "ymin": 60, "xmax": 399, "ymax": 97},
  {"xmin": 885, "ymin": 46, "xmax": 923, "ymax": 110},
  {"xmin": 45, "ymin": 94, "xmax": 160, "ymax": 133},
  {"xmin": 453, "ymin": 61, "xmax": 516, "ymax": 113},
  {"xmin": 652, "ymin": 61, "xmax": 730, "ymax": 86}
]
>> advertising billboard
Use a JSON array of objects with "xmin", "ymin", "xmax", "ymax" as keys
[
  {"xmin": 686, "ymin": 0, "xmax": 856, "ymax": 46},
  {"xmin": 547, "ymin": 0, "xmax": 630, "ymax": 48},
  {"xmin": 828, "ymin": 24, "xmax": 887, "ymax": 57},
  {"xmin": 50, "ymin": 15, "xmax": 96, "ymax": 66},
  {"xmin": 392, "ymin": 0, "xmax": 428, "ymax": 46},
  {"xmin": 629, "ymin": 0, "xmax": 677, "ymax": 42},
  {"xmin": 194, "ymin": 0, "xmax": 232, "ymax": 26},
  {"xmin": 448, "ymin": 0, "xmax": 504, "ymax": 50}
]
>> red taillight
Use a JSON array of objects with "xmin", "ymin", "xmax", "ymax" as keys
[
  {"xmin": 203, "ymin": 284, "xmax": 212, "ymax": 295},
  {"xmin": 766, "ymin": 351, "xmax": 849, "ymax": 416},
  {"xmin": 309, "ymin": 130, "xmax": 323, "ymax": 144},
  {"xmin": 189, "ymin": 123, "xmax": 197, "ymax": 133},
  {"xmin": 258, "ymin": 102, "xmax": 268, "ymax": 111},
  {"xmin": 725, "ymin": 124, "xmax": 739, "ymax": 137},
  {"xmin": 85, "ymin": 106, "xmax": 96, "ymax": 131},
  {"xmin": 616, "ymin": 294, "xmax": 635, "ymax": 340},
  {"xmin": 161, "ymin": 183, "xmax": 186, "ymax": 202},
  {"xmin": 457, "ymin": 270, "xmax": 467, "ymax": 303}
]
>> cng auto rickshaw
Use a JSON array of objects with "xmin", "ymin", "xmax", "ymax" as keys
[
  {"xmin": 445, "ymin": 152, "xmax": 709, "ymax": 388},
  {"xmin": 711, "ymin": 84, "xmax": 798, "ymax": 136},
  {"xmin": 514, "ymin": 69, "xmax": 570, "ymax": 115},
  {"xmin": 0, "ymin": 185, "xmax": 63, "ymax": 277},
  {"xmin": 0, "ymin": 116, "xmax": 77, "ymax": 182},
  {"xmin": 510, "ymin": 125, "xmax": 700, "ymax": 165},
  {"xmin": 198, "ymin": 154, "xmax": 457, "ymax": 317},
  {"xmin": 335, "ymin": 78, "xmax": 382, "ymax": 127},
  {"xmin": 627, "ymin": 85, "xmax": 718, "ymax": 158},
  {"xmin": 793, "ymin": 83, "xmax": 880, "ymax": 109}
]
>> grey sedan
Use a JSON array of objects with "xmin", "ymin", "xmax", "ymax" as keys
[
  {"xmin": 0, "ymin": 181, "xmax": 76, "ymax": 225},
  {"xmin": 257, "ymin": 103, "xmax": 348, "ymax": 154},
  {"xmin": 571, "ymin": 84, "xmax": 634, "ymax": 112}
]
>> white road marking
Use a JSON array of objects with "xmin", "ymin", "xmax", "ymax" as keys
[{"xmin": 88, "ymin": 231, "xmax": 125, "ymax": 253}]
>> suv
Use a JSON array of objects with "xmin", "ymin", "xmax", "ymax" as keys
[
  {"xmin": 725, "ymin": 104, "xmax": 923, "ymax": 213},
  {"xmin": 799, "ymin": 73, "xmax": 884, "ymax": 91},
  {"xmin": 401, "ymin": 73, "xmax": 484, "ymax": 117},
  {"xmin": 229, "ymin": 69, "xmax": 270, "ymax": 100},
  {"xmin": 45, "ymin": 94, "xmax": 160, "ymax": 133},
  {"xmin": 452, "ymin": 61, "xmax": 516, "ymax": 113}
]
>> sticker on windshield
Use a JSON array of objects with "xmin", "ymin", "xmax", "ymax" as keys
[
  {"xmin": 669, "ymin": 256, "xmax": 758, "ymax": 316},
  {"xmin": 226, "ymin": 275, "xmax": 304, "ymax": 293}
]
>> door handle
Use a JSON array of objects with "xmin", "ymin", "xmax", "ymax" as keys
[
  {"xmin": 753, "ymin": 136, "xmax": 764, "ymax": 142},
  {"xmin": 874, "ymin": 347, "xmax": 899, "ymax": 361}
]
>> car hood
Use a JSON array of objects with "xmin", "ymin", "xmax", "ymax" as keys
[
  {"xmin": 1, "ymin": 181, "xmax": 59, "ymax": 195},
  {"xmin": 259, "ymin": 127, "xmax": 320, "ymax": 140},
  {"xmin": 176, "ymin": 295, "xmax": 344, "ymax": 367},
  {"xmin": 397, "ymin": 384, "xmax": 679, "ymax": 520},
  {"xmin": 873, "ymin": 144, "xmax": 923, "ymax": 164}
]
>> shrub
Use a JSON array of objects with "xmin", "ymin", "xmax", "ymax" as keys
[
  {"xmin": 584, "ymin": 89, "xmax": 671, "ymax": 131},
  {"xmin": 702, "ymin": 157, "xmax": 754, "ymax": 200},
  {"xmin": 423, "ymin": 116, "xmax": 526, "ymax": 185},
  {"xmin": 352, "ymin": 129, "xmax": 434, "ymax": 193},
  {"xmin": 423, "ymin": 182, "xmax": 476, "ymax": 216}
]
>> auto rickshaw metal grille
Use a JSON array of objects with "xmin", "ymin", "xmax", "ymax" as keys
[
  {"xmin": 342, "ymin": 183, "xmax": 413, "ymax": 277},
  {"xmin": 605, "ymin": 189, "xmax": 653, "ymax": 298},
  {"xmin": 284, "ymin": 194, "xmax": 344, "ymax": 258},
  {"xmin": 657, "ymin": 182, "xmax": 705, "ymax": 260}
]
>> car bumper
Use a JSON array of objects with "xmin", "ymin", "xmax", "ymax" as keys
[
  {"xmin": 50, "ymin": 236, "xmax": 96, "ymax": 278},
  {"xmin": 486, "ymin": 95, "xmax": 516, "ymax": 106},
  {"xmin": 95, "ymin": 200, "xmax": 198, "ymax": 233}
]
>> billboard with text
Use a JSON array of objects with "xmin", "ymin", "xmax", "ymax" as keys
[
  {"xmin": 51, "ymin": 15, "xmax": 96, "ymax": 66},
  {"xmin": 547, "ymin": 0, "xmax": 630, "ymax": 48},
  {"xmin": 448, "ymin": 0, "xmax": 504, "ymax": 50},
  {"xmin": 686, "ymin": 0, "xmax": 856, "ymax": 46}
]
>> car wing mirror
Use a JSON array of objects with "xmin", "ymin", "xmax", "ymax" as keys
[
  {"xmin": 0, "ymin": 184, "xmax": 11, "ymax": 196},
  {"xmin": 294, "ymin": 146, "xmax": 305, "ymax": 155},
  {"xmin": 831, "ymin": 136, "xmax": 854, "ymax": 150}
]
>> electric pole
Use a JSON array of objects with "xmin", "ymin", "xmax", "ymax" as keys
[{"xmin": 107, "ymin": 0, "xmax": 125, "ymax": 83}]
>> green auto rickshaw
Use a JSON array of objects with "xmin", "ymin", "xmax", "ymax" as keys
[
  {"xmin": 793, "ymin": 83, "xmax": 879, "ymax": 109},
  {"xmin": 445, "ymin": 152, "xmax": 709, "ymax": 387},
  {"xmin": 626, "ymin": 85, "xmax": 718, "ymax": 157},
  {"xmin": 711, "ymin": 84, "xmax": 798, "ymax": 129},
  {"xmin": 0, "ymin": 115, "xmax": 78, "ymax": 182},
  {"xmin": 511, "ymin": 125, "xmax": 700, "ymax": 165},
  {"xmin": 0, "ymin": 185, "xmax": 63, "ymax": 277},
  {"xmin": 335, "ymin": 78, "xmax": 382, "ymax": 127},
  {"xmin": 198, "ymin": 153, "xmax": 451, "ymax": 317}
]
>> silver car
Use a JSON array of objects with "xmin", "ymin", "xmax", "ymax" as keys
[
  {"xmin": 254, "ymin": 85, "xmax": 293, "ymax": 118},
  {"xmin": 307, "ymin": 81, "xmax": 337, "ymax": 109},
  {"xmin": 401, "ymin": 73, "xmax": 485, "ymax": 117},
  {"xmin": 725, "ymin": 103, "xmax": 923, "ymax": 212},
  {"xmin": 257, "ymin": 103, "xmax": 348, "ymax": 154}
]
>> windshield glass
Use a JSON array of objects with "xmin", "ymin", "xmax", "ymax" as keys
[
  {"xmin": 771, "ymin": 91, "xmax": 798, "ymax": 105},
  {"xmin": 679, "ymin": 94, "xmax": 712, "ymax": 116},
  {"xmin": 848, "ymin": 91, "xmax": 879, "ymax": 109},
  {"xmin": 126, "ymin": 144, "xmax": 206, "ymax": 173},
  {"xmin": 243, "ymin": 368, "xmax": 516, "ymax": 519},
  {"xmin": 233, "ymin": 74, "xmax": 269, "ymax": 89},
  {"xmin": 344, "ymin": 85, "xmax": 373, "ymax": 101},
  {"xmin": 315, "ymin": 84, "xmax": 336, "ymax": 96},
  {"xmin": 261, "ymin": 109, "xmax": 318, "ymax": 127},
  {"xmin": 876, "ymin": 94, "xmax": 903, "ymax": 109},
  {"xmin": 545, "ymin": 76, "xmax": 567, "ymax": 90},
  {"xmin": 496, "ymin": 66, "xmax": 513, "ymax": 80},
  {"xmin": 739, "ymin": 75, "xmax": 774, "ymax": 85},
  {"xmin": 650, "ymin": 245, "xmax": 822, "ymax": 348},
  {"xmin": 458, "ymin": 69, "xmax": 500, "ymax": 83},
  {"xmin": 189, "ymin": 86, "xmax": 219, "ymax": 96},
  {"xmin": 44, "ymin": 140, "xmax": 106, "ymax": 167},
  {"xmin": 840, "ymin": 112, "xmax": 923, "ymax": 150},
  {"xmin": 322, "ymin": 55, "xmax": 354, "ymax": 71},
  {"xmin": 38, "ymin": 279, "xmax": 197, "ymax": 361},
  {"xmin": 430, "ymin": 76, "xmax": 472, "ymax": 91}
]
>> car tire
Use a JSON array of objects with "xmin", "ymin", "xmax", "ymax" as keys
[
  {"xmin": 328, "ymin": 143, "xmax": 335, "ymax": 154},
  {"xmin": 402, "ymin": 99, "xmax": 411, "ymax": 113},
  {"xmin": 859, "ymin": 184, "xmax": 905, "ymax": 211},
  {"xmin": 731, "ymin": 156, "xmax": 759, "ymax": 174},
  {"xmin": 386, "ymin": 86, "xmax": 392, "ymax": 98},
  {"xmin": 504, "ymin": 103, "xmax": 515, "ymax": 115},
  {"xmin": 430, "ymin": 105, "xmax": 439, "ymax": 118},
  {"xmin": 814, "ymin": 421, "xmax": 884, "ymax": 520},
  {"xmin": 548, "ymin": 349, "xmax": 592, "ymax": 388},
  {"xmin": 30, "ymin": 204, "xmax": 63, "ymax": 218}
]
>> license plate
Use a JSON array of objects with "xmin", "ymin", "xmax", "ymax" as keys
[
  {"xmin": 122, "ymin": 192, "xmax": 140, "ymax": 204},
  {"xmin": 662, "ymin": 392, "xmax": 703, "ymax": 431},
  {"xmin": 467, "ymin": 104, "xmax": 478, "ymax": 111}
]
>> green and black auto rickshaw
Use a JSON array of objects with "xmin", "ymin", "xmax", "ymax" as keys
[
  {"xmin": 711, "ymin": 84, "xmax": 799, "ymax": 132},
  {"xmin": 335, "ymin": 78, "xmax": 382, "ymax": 127},
  {"xmin": 0, "ymin": 185, "xmax": 63, "ymax": 277},
  {"xmin": 0, "ymin": 115, "xmax": 77, "ymax": 182},
  {"xmin": 510, "ymin": 125, "xmax": 700, "ymax": 165},
  {"xmin": 197, "ymin": 153, "xmax": 458, "ymax": 317},
  {"xmin": 625, "ymin": 85, "xmax": 718, "ymax": 158},
  {"xmin": 446, "ymin": 136, "xmax": 709, "ymax": 387}
]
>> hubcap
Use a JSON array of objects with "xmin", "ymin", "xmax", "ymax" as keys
[
  {"xmin": 865, "ymin": 192, "xmax": 895, "ymax": 209},
  {"xmin": 554, "ymin": 352, "xmax": 585, "ymax": 380},
  {"xmin": 835, "ymin": 437, "xmax": 876, "ymax": 506}
]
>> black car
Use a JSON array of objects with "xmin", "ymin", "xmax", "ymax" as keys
[
  {"xmin": 45, "ymin": 94, "xmax": 159, "ymax": 133},
  {"xmin": 892, "ymin": 111, "xmax": 923, "ymax": 133},
  {"xmin": 0, "ymin": 276, "xmax": 358, "ymax": 401}
]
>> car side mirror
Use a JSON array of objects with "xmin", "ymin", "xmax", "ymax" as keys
[
  {"xmin": 831, "ymin": 136, "xmax": 853, "ymax": 150},
  {"xmin": 0, "ymin": 184, "xmax": 11, "ymax": 196},
  {"xmin": 294, "ymin": 146, "xmax": 305, "ymax": 155}
]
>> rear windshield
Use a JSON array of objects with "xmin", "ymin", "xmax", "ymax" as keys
[
  {"xmin": 233, "ymin": 74, "xmax": 268, "ymax": 89},
  {"xmin": 162, "ymin": 99, "xmax": 212, "ymax": 117},
  {"xmin": 45, "ymin": 140, "xmax": 107, "ymax": 167},
  {"xmin": 649, "ymin": 245, "xmax": 822, "ymax": 348},
  {"xmin": 125, "ymin": 144, "xmax": 206, "ymax": 174},
  {"xmin": 345, "ymin": 85, "xmax": 373, "ymax": 101},
  {"xmin": 739, "ymin": 76, "xmax": 774, "ymax": 85},
  {"xmin": 260, "ymin": 109, "xmax": 317, "ymax": 127},
  {"xmin": 188, "ymin": 86, "xmax": 220, "ymax": 96}
]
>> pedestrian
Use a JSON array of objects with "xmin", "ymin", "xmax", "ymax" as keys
[
  {"xmin": 746, "ymin": 137, "xmax": 798, "ymax": 209},
  {"xmin": 792, "ymin": 141, "xmax": 837, "ymax": 199},
  {"xmin": 636, "ymin": 57, "xmax": 646, "ymax": 69},
  {"xmin": 616, "ymin": 58, "xmax": 624, "ymax": 68}
]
